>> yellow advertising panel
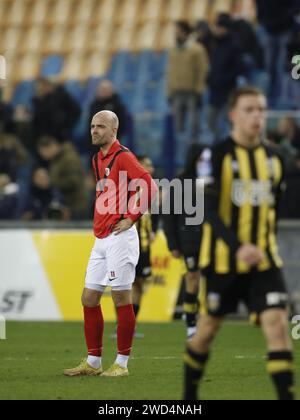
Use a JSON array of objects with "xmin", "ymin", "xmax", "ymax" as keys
[{"xmin": 33, "ymin": 230, "xmax": 184, "ymax": 321}]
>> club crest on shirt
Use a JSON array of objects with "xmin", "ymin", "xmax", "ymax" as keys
[
  {"xmin": 231, "ymin": 160, "xmax": 239, "ymax": 172},
  {"xmin": 105, "ymin": 167, "xmax": 110, "ymax": 177}
]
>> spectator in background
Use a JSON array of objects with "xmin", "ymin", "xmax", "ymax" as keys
[
  {"xmin": 266, "ymin": 128, "xmax": 298, "ymax": 173},
  {"xmin": 0, "ymin": 173, "xmax": 19, "ymax": 219},
  {"xmin": 0, "ymin": 87, "xmax": 13, "ymax": 133},
  {"xmin": 207, "ymin": 13, "xmax": 244, "ymax": 142},
  {"xmin": 20, "ymin": 167, "xmax": 68, "ymax": 221},
  {"xmin": 277, "ymin": 117, "xmax": 300, "ymax": 153},
  {"xmin": 282, "ymin": 26, "xmax": 300, "ymax": 109},
  {"xmin": 166, "ymin": 20, "xmax": 208, "ymax": 139},
  {"xmin": 194, "ymin": 20, "xmax": 214, "ymax": 60},
  {"xmin": 12, "ymin": 105, "xmax": 34, "ymax": 154},
  {"xmin": 255, "ymin": 0, "xmax": 300, "ymax": 107},
  {"xmin": 231, "ymin": 16, "xmax": 264, "ymax": 82},
  {"xmin": 0, "ymin": 133, "xmax": 28, "ymax": 219},
  {"xmin": 89, "ymin": 79, "xmax": 127, "ymax": 141},
  {"xmin": 0, "ymin": 133, "xmax": 28, "ymax": 182},
  {"xmin": 32, "ymin": 78, "xmax": 81, "ymax": 143},
  {"xmin": 37, "ymin": 136, "xmax": 88, "ymax": 219},
  {"xmin": 267, "ymin": 133, "xmax": 300, "ymax": 219}
]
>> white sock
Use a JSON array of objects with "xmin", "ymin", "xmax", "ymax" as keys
[
  {"xmin": 87, "ymin": 355, "xmax": 101, "ymax": 369},
  {"xmin": 187, "ymin": 326, "xmax": 197, "ymax": 339},
  {"xmin": 115, "ymin": 354, "xmax": 129, "ymax": 369}
]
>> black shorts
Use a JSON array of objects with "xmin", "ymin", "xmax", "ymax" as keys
[
  {"xmin": 136, "ymin": 251, "xmax": 151, "ymax": 278},
  {"xmin": 203, "ymin": 267, "xmax": 288, "ymax": 318},
  {"xmin": 183, "ymin": 254, "xmax": 201, "ymax": 272}
]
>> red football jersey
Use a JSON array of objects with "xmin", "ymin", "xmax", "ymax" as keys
[{"xmin": 92, "ymin": 140, "xmax": 157, "ymax": 238}]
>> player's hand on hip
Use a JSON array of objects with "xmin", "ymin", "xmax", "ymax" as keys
[
  {"xmin": 113, "ymin": 218, "xmax": 134, "ymax": 235},
  {"xmin": 171, "ymin": 250, "xmax": 181, "ymax": 259},
  {"xmin": 236, "ymin": 243, "xmax": 265, "ymax": 266}
]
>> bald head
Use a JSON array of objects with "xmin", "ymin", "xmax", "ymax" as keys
[
  {"xmin": 93, "ymin": 110, "xmax": 119, "ymax": 130},
  {"xmin": 91, "ymin": 110, "xmax": 119, "ymax": 149}
]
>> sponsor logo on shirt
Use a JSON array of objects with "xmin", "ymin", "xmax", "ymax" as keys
[{"xmin": 231, "ymin": 180, "xmax": 274, "ymax": 206}]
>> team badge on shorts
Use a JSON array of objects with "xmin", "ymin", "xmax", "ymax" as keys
[
  {"xmin": 207, "ymin": 293, "xmax": 221, "ymax": 312},
  {"xmin": 186, "ymin": 257, "xmax": 196, "ymax": 270},
  {"xmin": 109, "ymin": 270, "xmax": 117, "ymax": 281}
]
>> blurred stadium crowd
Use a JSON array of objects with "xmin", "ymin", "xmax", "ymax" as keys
[{"xmin": 1, "ymin": 0, "xmax": 300, "ymax": 220}]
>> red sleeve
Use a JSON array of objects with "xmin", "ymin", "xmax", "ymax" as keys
[
  {"xmin": 120, "ymin": 153, "xmax": 158, "ymax": 223},
  {"xmin": 124, "ymin": 173, "xmax": 158, "ymax": 223},
  {"xmin": 120, "ymin": 152, "xmax": 148, "ymax": 179}
]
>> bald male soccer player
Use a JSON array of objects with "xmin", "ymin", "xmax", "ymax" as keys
[{"xmin": 64, "ymin": 111, "xmax": 157, "ymax": 377}]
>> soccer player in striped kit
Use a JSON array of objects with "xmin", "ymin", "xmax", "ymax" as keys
[{"xmin": 183, "ymin": 87, "xmax": 295, "ymax": 400}]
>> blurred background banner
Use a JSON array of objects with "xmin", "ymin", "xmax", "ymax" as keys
[
  {"xmin": 0, "ymin": 228, "xmax": 184, "ymax": 321},
  {"xmin": 0, "ymin": 224, "xmax": 299, "ymax": 321}
]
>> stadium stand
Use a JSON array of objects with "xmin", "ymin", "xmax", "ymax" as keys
[{"xmin": 1, "ymin": 0, "xmax": 300, "ymax": 219}]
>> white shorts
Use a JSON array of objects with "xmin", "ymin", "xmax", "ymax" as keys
[{"xmin": 85, "ymin": 225, "xmax": 139, "ymax": 292}]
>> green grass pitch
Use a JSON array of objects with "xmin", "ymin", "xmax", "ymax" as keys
[{"xmin": 0, "ymin": 321, "xmax": 298, "ymax": 400}]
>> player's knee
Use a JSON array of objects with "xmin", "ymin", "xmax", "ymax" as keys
[
  {"xmin": 261, "ymin": 310, "xmax": 289, "ymax": 346},
  {"xmin": 192, "ymin": 316, "xmax": 221, "ymax": 349},
  {"xmin": 133, "ymin": 278, "xmax": 144, "ymax": 294},
  {"xmin": 185, "ymin": 271, "xmax": 199, "ymax": 292},
  {"xmin": 81, "ymin": 290, "xmax": 99, "ymax": 307},
  {"xmin": 203, "ymin": 317, "xmax": 221, "ymax": 341},
  {"xmin": 112, "ymin": 289, "xmax": 132, "ymax": 307}
]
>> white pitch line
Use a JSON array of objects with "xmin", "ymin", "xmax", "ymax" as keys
[
  {"xmin": 234, "ymin": 355, "xmax": 266, "ymax": 359},
  {"xmin": 130, "ymin": 356, "xmax": 179, "ymax": 360}
]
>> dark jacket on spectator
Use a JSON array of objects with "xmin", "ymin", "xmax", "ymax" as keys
[
  {"xmin": 49, "ymin": 142, "xmax": 87, "ymax": 214},
  {"xmin": 232, "ymin": 18, "xmax": 265, "ymax": 69},
  {"xmin": 20, "ymin": 184, "xmax": 65, "ymax": 220},
  {"xmin": 0, "ymin": 183, "xmax": 18, "ymax": 219},
  {"xmin": 32, "ymin": 86, "xmax": 81, "ymax": 142},
  {"xmin": 0, "ymin": 134, "xmax": 28, "ymax": 181},
  {"xmin": 208, "ymin": 33, "xmax": 244, "ymax": 108},
  {"xmin": 255, "ymin": 0, "xmax": 300, "ymax": 34},
  {"xmin": 0, "ymin": 101, "xmax": 13, "ymax": 133}
]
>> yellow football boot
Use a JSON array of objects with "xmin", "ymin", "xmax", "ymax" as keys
[
  {"xmin": 63, "ymin": 358, "xmax": 103, "ymax": 377},
  {"xmin": 101, "ymin": 363, "xmax": 129, "ymax": 377}
]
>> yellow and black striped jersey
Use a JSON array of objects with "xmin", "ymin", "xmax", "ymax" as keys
[
  {"xmin": 136, "ymin": 212, "xmax": 152, "ymax": 253},
  {"xmin": 199, "ymin": 136, "xmax": 283, "ymax": 274}
]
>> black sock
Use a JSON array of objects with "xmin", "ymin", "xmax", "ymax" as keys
[
  {"xmin": 183, "ymin": 292, "xmax": 198, "ymax": 329},
  {"xmin": 267, "ymin": 351, "xmax": 294, "ymax": 400},
  {"xmin": 183, "ymin": 347, "xmax": 209, "ymax": 400},
  {"xmin": 133, "ymin": 304, "xmax": 140, "ymax": 318}
]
